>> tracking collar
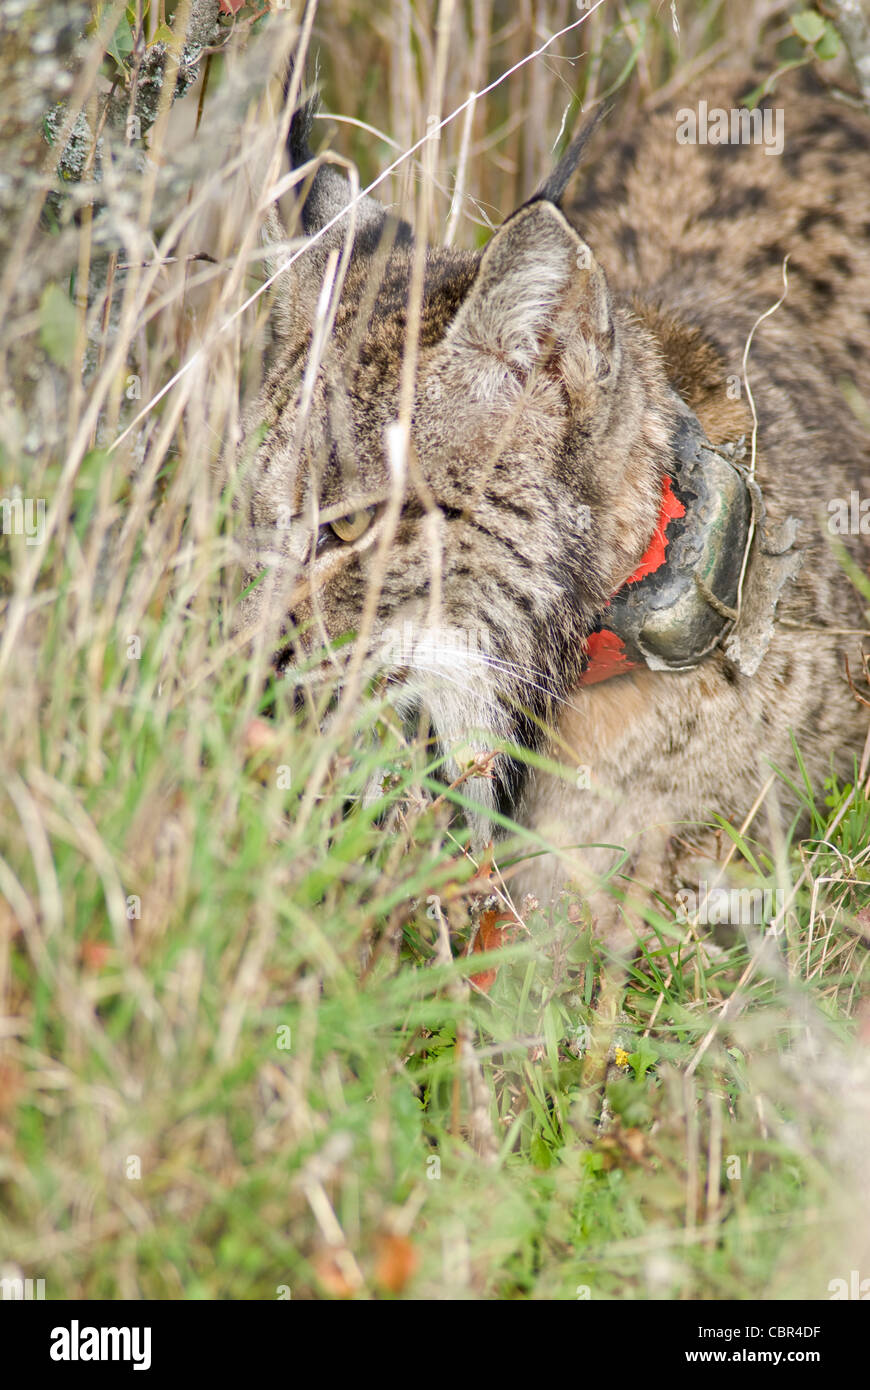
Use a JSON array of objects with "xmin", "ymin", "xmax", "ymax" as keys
[{"xmin": 580, "ymin": 395, "xmax": 803, "ymax": 685}]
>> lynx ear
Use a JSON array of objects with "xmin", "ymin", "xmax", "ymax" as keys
[
  {"xmin": 263, "ymin": 94, "xmax": 412, "ymax": 342},
  {"xmin": 445, "ymin": 201, "xmax": 614, "ymax": 395},
  {"xmin": 286, "ymin": 95, "xmax": 413, "ymax": 251}
]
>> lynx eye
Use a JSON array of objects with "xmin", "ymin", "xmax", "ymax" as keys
[{"xmin": 329, "ymin": 507, "xmax": 374, "ymax": 543}]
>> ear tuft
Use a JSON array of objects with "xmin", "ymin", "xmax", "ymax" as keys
[
  {"xmin": 259, "ymin": 68, "xmax": 412, "ymax": 344},
  {"xmin": 284, "ymin": 72, "xmax": 412, "ymax": 250},
  {"xmin": 531, "ymin": 107, "xmax": 608, "ymax": 209}
]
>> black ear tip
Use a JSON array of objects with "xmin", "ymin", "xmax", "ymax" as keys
[
  {"xmin": 288, "ymin": 97, "xmax": 316, "ymax": 168},
  {"xmin": 534, "ymin": 104, "xmax": 609, "ymax": 207},
  {"xmin": 283, "ymin": 51, "xmax": 321, "ymax": 170}
]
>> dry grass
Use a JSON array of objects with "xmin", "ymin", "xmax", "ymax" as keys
[{"xmin": 0, "ymin": 0, "xmax": 868, "ymax": 1300}]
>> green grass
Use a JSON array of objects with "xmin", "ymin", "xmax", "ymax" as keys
[{"xmin": 1, "ymin": 0, "xmax": 869, "ymax": 1301}]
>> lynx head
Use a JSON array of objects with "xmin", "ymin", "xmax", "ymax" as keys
[{"xmin": 236, "ymin": 105, "xmax": 674, "ymax": 832}]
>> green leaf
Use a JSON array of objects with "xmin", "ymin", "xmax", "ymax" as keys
[
  {"xmin": 150, "ymin": 21, "xmax": 175, "ymax": 45},
  {"xmin": 39, "ymin": 283, "xmax": 78, "ymax": 366},
  {"xmin": 106, "ymin": 15, "xmax": 134, "ymax": 67},
  {"xmin": 606, "ymin": 1076, "xmax": 653, "ymax": 1127},
  {"xmin": 530, "ymin": 1134, "xmax": 553, "ymax": 1169},
  {"xmin": 815, "ymin": 23, "xmax": 841, "ymax": 60},
  {"xmin": 791, "ymin": 10, "xmax": 826, "ymax": 45},
  {"xmin": 628, "ymin": 1038, "xmax": 658, "ymax": 1080}
]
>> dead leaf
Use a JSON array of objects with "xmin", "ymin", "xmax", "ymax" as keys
[
  {"xmin": 470, "ymin": 908, "xmax": 519, "ymax": 992},
  {"xmin": 0, "ymin": 1061, "xmax": 22, "ymax": 1115},
  {"xmin": 80, "ymin": 940, "xmax": 112, "ymax": 969},
  {"xmin": 374, "ymin": 1234, "xmax": 419, "ymax": 1294}
]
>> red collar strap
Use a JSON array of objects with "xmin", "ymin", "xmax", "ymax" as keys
[{"xmin": 580, "ymin": 476, "xmax": 685, "ymax": 686}]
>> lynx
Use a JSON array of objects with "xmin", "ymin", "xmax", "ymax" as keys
[{"xmin": 238, "ymin": 64, "xmax": 870, "ymax": 932}]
